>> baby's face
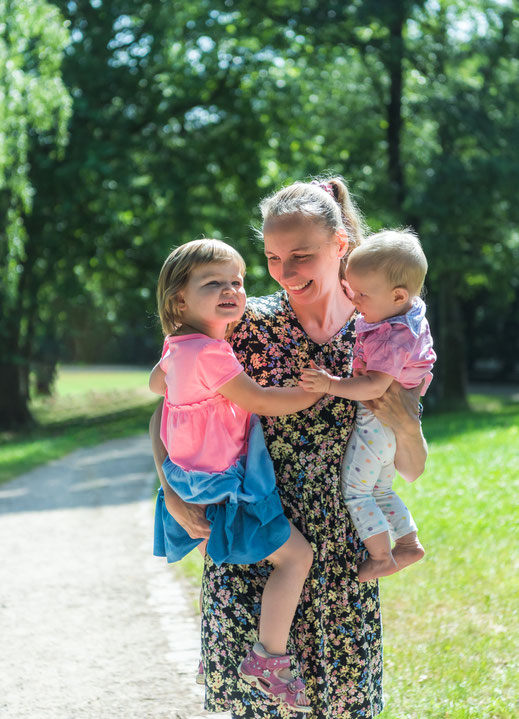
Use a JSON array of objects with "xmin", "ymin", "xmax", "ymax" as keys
[{"xmin": 345, "ymin": 268, "xmax": 400, "ymax": 324}]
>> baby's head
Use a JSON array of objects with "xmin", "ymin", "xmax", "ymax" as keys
[
  {"xmin": 157, "ymin": 239, "xmax": 246, "ymax": 335},
  {"xmin": 346, "ymin": 230, "xmax": 427, "ymax": 324}
]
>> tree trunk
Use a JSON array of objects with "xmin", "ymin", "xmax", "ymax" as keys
[
  {"xmin": 0, "ymin": 361, "xmax": 33, "ymax": 429},
  {"xmin": 436, "ymin": 277, "xmax": 469, "ymax": 410},
  {"xmin": 387, "ymin": 9, "xmax": 405, "ymax": 209}
]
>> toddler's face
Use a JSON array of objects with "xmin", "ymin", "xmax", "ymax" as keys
[
  {"xmin": 345, "ymin": 268, "xmax": 400, "ymax": 324},
  {"xmin": 178, "ymin": 260, "xmax": 247, "ymax": 334}
]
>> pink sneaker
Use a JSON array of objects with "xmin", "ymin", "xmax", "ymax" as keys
[{"xmin": 238, "ymin": 643, "xmax": 311, "ymax": 714}]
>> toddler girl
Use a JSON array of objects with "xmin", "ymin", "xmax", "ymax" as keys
[
  {"xmin": 150, "ymin": 239, "xmax": 318, "ymax": 713},
  {"xmin": 301, "ymin": 230, "xmax": 436, "ymax": 583}
]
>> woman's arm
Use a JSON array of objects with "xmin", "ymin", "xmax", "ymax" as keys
[
  {"xmin": 218, "ymin": 371, "xmax": 323, "ymax": 416},
  {"xmin": 149, "ymin": 402, "xmax": 211, "ymax": 539},
  {"xmin": 362, "ymin": 381, "xmax": 427, "ymax": 482}
]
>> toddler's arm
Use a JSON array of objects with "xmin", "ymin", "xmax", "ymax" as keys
[
  {"xmin": 300, "ymin": 360, "xmax": 393, "ymax": 401},
  {"xmin": 149, "ymin": 362, "xmax": 167, "ymax": 395},
  {"xmin": 218, "ymin": 371, "xmax": 323, "ymax": 416},
  {"xmin": 149, "ymin": 402, "xmax": 211, "ymax": 538}
]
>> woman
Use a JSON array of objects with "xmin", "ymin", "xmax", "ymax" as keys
[{"xmin": 150, "ymin": 176, "xmax": 427, "ymax": 718}]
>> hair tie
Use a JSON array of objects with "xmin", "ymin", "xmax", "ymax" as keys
[{"xmin": 311, "ymin": 180, "xmax": 335, "ymax": 199}]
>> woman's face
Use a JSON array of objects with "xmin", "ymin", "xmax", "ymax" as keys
[{"xmin": 263, "ymin": 216, "xmax": 348, "ymax": 305}]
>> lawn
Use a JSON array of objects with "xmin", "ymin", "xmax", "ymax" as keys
[
  {"xmin": 379, "ymin": 398, "xmax": 518, "ymax": 719},
  {"xmin": 0, "ymin": 365, "xmax": 158, "ymax": 486},
  {"xmin": 1, "ymin": 369, "xmax": 517, "ymax": 717}
]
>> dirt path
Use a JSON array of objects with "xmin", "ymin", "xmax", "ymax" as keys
[{"xmin": 0, "ymin": 436, "xmax": 230, "ymax": 719}]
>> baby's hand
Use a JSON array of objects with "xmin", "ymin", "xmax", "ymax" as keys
[
  {"xmin": 352, "ymin": 358, "xmax": 367, "ymax": 378},
  {"xmin": 300, "ymin": 360, "xmax": 333, "ymax": 393}
]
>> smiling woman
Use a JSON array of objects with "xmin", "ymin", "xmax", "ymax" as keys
[{"xmin": 150, "ymin": 177, "xmax": 428, "ymax": 719}]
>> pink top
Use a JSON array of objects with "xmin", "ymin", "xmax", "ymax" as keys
[
  {"xmin": 353, "ymin": 298, "xmax": 436, "ymax": 393},
  {"xmin": 159, "ymin": 334, "xmax": 249, "ymax": 473}
]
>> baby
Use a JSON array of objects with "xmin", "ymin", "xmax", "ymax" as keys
[{"xmin": 301, "ymin": 230, "xmax": 436, "ymax": 582}]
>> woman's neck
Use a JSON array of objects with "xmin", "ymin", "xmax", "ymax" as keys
[{"xmin": 289, "ymin": 284, "xmax": 355, "ymax": 344}]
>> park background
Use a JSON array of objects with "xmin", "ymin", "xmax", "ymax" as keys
[{"xmin": 0, "ymin": 1, "xmax": 518, "ymax": 718}]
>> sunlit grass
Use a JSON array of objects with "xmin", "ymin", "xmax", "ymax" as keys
[
  {"xmin": 0, "ymin": 365, "xmax": 158, "ymax": 485},
  {"xmin": 379, "ymin": 404, "xmax": 519, "ymax": 719}
]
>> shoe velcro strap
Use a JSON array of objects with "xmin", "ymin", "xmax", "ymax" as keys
[{"xmin": 266, "ymin": 655, "xmax": 291, "ymax": 669}]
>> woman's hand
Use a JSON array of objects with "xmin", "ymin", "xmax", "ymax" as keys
[
  {"xmin": 361, "ymin": 379, "xmax": 423, "ymax": 432},
  {"xmin": 164, "ymin": 487, "xmax": 211, "ymax": 539},
  {"xmin": 357, "ymin": 364, "xmax": 427, "ymax": 482}
]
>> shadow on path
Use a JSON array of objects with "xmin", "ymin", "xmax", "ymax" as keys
[{"xmin": 0, "ymin": 435, "xmax": 156, "ymax": 515}]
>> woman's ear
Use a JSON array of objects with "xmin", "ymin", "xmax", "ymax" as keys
[
  {"xmin": 393, "ymin": 287, "xmax": 409, "ymax": 306},
  {"xmin": 336, "ymin": 228, "xmax": 349, "ymax": 258}
]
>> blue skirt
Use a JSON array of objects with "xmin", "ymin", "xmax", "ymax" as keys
[{"xmin": 153, "ymin": 415, "xmax": 291, "ymax": 566}]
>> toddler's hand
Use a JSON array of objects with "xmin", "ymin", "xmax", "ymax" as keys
[
  {"xmin": 300, "ymin": 360, "xmax": 333, "ymax": 393},
  {"xmin": 352, "ymin": 358, "xmax": 367, "ymax": 378}
]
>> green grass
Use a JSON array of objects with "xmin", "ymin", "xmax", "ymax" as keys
[
  {"xmin": 0, "ymin": 365, "xmax": 158, "ymax": 485},
  {"xmin": 379, "ymin": 400, "xmax": 518, "ymax": 719}
]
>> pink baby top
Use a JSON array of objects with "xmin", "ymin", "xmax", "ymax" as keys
[
  {"xmin": 159, "ymin": 334, "xmax": 249, "ymax": 473},
  {"xmin": 353, "ymin": 297, "xmax": 436, "ymax": 393}
]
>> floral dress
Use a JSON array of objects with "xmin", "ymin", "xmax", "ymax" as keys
[{"xmin": 201, "ymin": 292, "xmax": 383, "ymax": 719}]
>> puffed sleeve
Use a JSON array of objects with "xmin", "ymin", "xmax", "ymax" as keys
[
  {"xmin": 196, "ymin": 339, "xmax": 244, "ymax": 391},
  {"xmin": 158, "ymin": 337, "xmax": 172, "ymax": 372},
  {"xmin": 362, "ymin": 324, "xmax": 414, "ymax": 380}
]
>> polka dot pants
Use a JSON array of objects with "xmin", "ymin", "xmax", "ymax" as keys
[{"xmin": 340, "ymin": 405, "xmax": 417, "ymax": 542}]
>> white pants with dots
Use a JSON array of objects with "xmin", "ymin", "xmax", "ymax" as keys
[{"xmin": 340, "ymin": 405, "xmax": 417, "ymax": 542}]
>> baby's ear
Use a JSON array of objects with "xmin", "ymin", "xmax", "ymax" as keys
[{"xmin": 393, "ymin": 286, "xmax": 409, "ymax": 306}]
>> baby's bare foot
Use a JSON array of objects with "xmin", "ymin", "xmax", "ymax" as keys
[
  {"xmin": 358, "ymin": 555, "xmax": 398, "ymax": 583},
  {"xmin": 392, "ymin": 533, "xmax": 425, "ymax": 570}
]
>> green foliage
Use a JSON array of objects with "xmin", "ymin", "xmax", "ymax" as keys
[
  {"xmin": 2, "ymin": 0, "xmax": 519, "ymax": 428},
  {"xmin": 0, "ymin": 0, "xmax": 70, "ymax": 314},
  {"xmin": 0, "ymin": 0, "xmax": 71, "ymax": 427}
]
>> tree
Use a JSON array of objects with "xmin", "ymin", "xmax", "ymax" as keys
[{"xmin": 0, "ymin": 0, "xmax": 71, "ymax": 427}]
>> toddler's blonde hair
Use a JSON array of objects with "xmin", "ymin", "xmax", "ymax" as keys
[
  {"xmin": 157, "ymin": 239, "xmax": 246, "ymax": 335},
  {"xmin": 347, "ymin": 229, "xmax": 427, "ymax": 296}
]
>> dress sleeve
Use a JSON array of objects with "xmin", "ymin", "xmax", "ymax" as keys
[
  {"xmin": 158, "ymin": 337, "xmax": 172, "ymax": 372},
  {"xmin": 197, "ymin": 340, "xmax": 244, "ymax": 391}
]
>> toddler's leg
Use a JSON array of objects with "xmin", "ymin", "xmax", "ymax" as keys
[
  {"xmin": 372, "ymin": 465, "xmax": 424, "ymax": 572},
  {"xmin": 260, "ymin": 522, "xmax": 313, "ymax": 657},
  {"xmin": 392, "ymin": 530, "xmax": 425, "ymax": 570},
  {"xmin": 243, "ymin": 523, "xmax": 312, "ymax": 708},
  {"xmin": 341, "ymin": 412, "xmax": 397, "ymax": 581},
  {"xmin": 358, "ymin": 530, "xmax": 397, "ymax": 582}
]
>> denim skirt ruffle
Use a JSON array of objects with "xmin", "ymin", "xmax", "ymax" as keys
[{"xmin": 153, "ymin": 414, "xmax": 290, "ymax": 566}]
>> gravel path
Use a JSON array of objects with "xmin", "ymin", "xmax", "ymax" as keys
[{"xmin": 0, "ymin": 436, "xmax": 230, "ymax": 719}]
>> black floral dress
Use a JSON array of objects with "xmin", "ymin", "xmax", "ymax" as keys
[{"xmin": 201, "ymin": 292, "xmax": 383, "ymax": 719}]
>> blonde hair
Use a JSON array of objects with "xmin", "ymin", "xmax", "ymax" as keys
[
  {"xmin": 157, "ymin": 239, "xmax": 246, "ymax": 335},
  {"xmin": 259, "ymin": 175, "xmax": 367, "ymax": 280},
  {"xmin": 347, "ymin": 229, "xmax": 428, "ymax": 296}
]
